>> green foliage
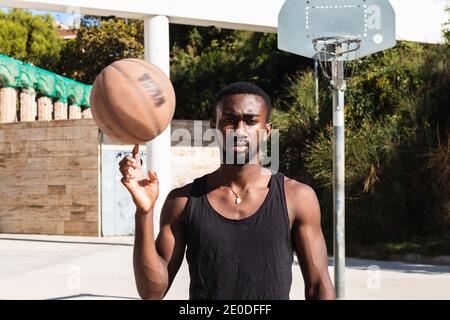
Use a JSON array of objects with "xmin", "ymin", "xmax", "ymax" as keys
[
  {"xmin": 270, "ymin": 71, "xmax": 320, "ymax": 181},
  {"xmin": 350, "ymin": 235, "xmax": 450, "ymax": 258},
  {"xmin": 345, "ymin": 42, "xmax": 425, "ymax": 127},
  {"xmin": 2, "ymin": 10, "xmax": 447, "ymax": 249},
  {"xmin": 171, "ymin": 27, "xmax": 309, "ymax": 119},
  {"xmin": 58, "ymin": 16, "xmax": 144, "ymax": 83},
  {"xmin": 240, "ymin": 33, "xmax": 449, "ymax": 247},
  {"xmin": 0, "ymin": 9, "xmax": 62, "ymax": 70},
  {"xmin": 298, "ymin": 41, "xmax": 450, "ymax": 245},
  {"xmin": 56, "ymin": 19, "xmax": 309, "ymax": 116},
  {"xmin": 305, "ymin": 116, "xmax": 401, "ymax": 193}
]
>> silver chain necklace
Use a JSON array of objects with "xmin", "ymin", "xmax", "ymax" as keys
[{"xmin": 218, "ymin": 169, "xmax": 242, "ymax": 204}]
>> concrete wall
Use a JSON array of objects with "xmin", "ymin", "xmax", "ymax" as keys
[
  {"xmin": 0, "ymin": 119, "xmax": 220, "ymax": 236},
  {"xmin": 101, "ymin": 119, "xmax": 220, "ymax": 188},
  {"xmin": 172, "ymin": 145, "xmax": 219, "ymax": 188},
  {"xmin": 0, "ymin": 119, "xmax": 100, "ymax": 236}
]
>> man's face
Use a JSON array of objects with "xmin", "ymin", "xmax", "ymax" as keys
[{"xmin": 212, "ymin": 94, "xmax": 272, "ymax": 165}]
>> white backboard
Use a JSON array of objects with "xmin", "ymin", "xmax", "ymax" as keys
[{"xmin": 278, "ymin": 0, "xmax": 397, "ymax": 60}]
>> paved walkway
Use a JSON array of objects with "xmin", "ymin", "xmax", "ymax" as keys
[{"xmin": 0, "ymin": 234, "xmax": 449, "ymax": 300}]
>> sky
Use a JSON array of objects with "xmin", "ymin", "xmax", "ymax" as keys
[
  {"xmin": 0, "ymin": 6, "xmax": 78, "ymax": 27},
  {"xmin": 1, "ymin": 1, "xmax": 448, "ymax": 43}
]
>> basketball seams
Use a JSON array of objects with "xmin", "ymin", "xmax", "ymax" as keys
[
  {"xmin": 119, "ymin": 59, "xmax": 176, "ymax": 110},
  {"xmin": 90, "ymin": 73, "xmax": 126, "ymax": 141},
  {"xmin": 96, "ymin": 71, "xmax": 136, "ymax": 142},
  {"xmin": 124, "ymin": 59, "xmax": 176, "ymax": 126},
  {"xmin": 98, "ymin": 67, "xmax": 146, "ymax": 143},
  {"xmin": 109, "ymin": 63, "xmax": 159, "ymax": 138},
  {"xmin": 90, "ymin": 59, "xmax": 175, "ymax": 145}
]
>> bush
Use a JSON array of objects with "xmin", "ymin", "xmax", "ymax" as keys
[
  {"xmin": 271, "ymin": 71, "xmax": 320, "ymax": 181},
  {"xmin": 171, "ymin": 27, "xmax": 309, "ymax": 120},
  {"xmin": 278, "ymin": 41, "xmax": 450, "ymax": 248},
  {"xmin": 0, "ymin": 9, "xmax": 62, "ymax": 70}
]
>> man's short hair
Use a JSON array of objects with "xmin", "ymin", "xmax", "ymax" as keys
[{"xmin": 214, "ymin": 82, "xmax": 272, "ymax": 120}]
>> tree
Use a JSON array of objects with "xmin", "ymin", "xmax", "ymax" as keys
[
  {"xmin": 58, "ymin": 18, "xmax": 310, "ymax": 118},
  {"xmin": 0, "ymin": 9, "xmax": 62, "ymax": 70},
  {"xmin": 170, "ymin": 26, "xmax": 309, "ymax": 119},
  {"xmin": 58, "ymin": 16, "xmax": 144, "ymax": 83},
  {"xmin": 272, "ymin": 38, "xmax": 450, "ymax": 248}
]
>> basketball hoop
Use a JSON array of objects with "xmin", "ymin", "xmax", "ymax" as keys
[
  {"xmin": 313, "ymin": 36, "xmax": 362, "ymax": 58},
  {"xmin": 278, "ymin": 0, "xmax": 396, "ymax": 299},
  {"xmin": 313, "ymin": 36, "xmax": 362, "ymax": 81}
]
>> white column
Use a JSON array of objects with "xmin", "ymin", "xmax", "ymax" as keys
[
  {"xmin": 20, "ymin": 88, "xmax": 35, "ymax": 122},
  {"xmin": 144, "ymin": 15, "xmax": 171, "ymax": 237},
  {"xmin": 37, "ymin": 96, "xmax": 53, "ymax": 121},
  {"xmin": 54, "ymin": 101, "xmax": 68, "ymax": 120},
  {"xmin": 81, "ymin": 108, "xmax": 93, "ymax": 119},
  {"xmin": 69, "ymin": 104, "xmax": 82, "ymax": 119},
  {"xmin": 0, "ymin": 87, "xmax": 18, "ymax": 123}
]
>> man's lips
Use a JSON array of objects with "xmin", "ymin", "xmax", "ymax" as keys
[
  {"xmin": 231, "ymin": 142, "xmax": 248, "ymax": 152},
  {"xmin": 233, "ymin": 140, "xmax": 248, "ymax": 147}
]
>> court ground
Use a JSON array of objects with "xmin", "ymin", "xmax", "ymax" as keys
[{"xmin": 0, "ymin": 234, "xmax": 449, "ymax": 300}]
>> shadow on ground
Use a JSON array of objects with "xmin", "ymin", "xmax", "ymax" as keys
[
  {"xmin": 336, "ymin": 258, "xmax": 450, "ymax": 275},
  {"xmin": 48, "ymin": 293, "xmax": 139, "ymax": 300},
  {"xmin": 0, "ymin": 237, "xmax": 133, "ymax": 247}
]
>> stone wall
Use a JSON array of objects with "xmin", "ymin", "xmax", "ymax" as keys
[
  {"xmin": 101, "ymin": 119, "xmax": 220, "ymax": 188},
  {"xmin": 0, "ymin": 119, "xmax": 220, "ymax": 236},
  {"xmin": 0, "ymin": 119, "xmax": 100, "ymax": 236}
]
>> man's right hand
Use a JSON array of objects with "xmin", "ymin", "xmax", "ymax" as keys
[{"xmin": 119, "ymin": 144, "xmax": 159, "ymax": 214}]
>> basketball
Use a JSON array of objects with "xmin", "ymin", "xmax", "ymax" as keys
[{"xmin": 89, "ymin": 58, "xmax": 176, "ymax": 144}]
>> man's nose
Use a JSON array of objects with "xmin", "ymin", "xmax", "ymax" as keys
[{"xmin": 233, "ymin": 119, "xmax": 247, "ymax": 132}]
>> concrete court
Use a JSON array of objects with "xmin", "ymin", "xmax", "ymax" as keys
[{"xmin": 0, "ymin": 234, "xmax": 449, "ymax": 300}]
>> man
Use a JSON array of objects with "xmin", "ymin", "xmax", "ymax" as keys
[{"xmin": 119, "ymin": 82, "xmax": 336, "ymax": 300}]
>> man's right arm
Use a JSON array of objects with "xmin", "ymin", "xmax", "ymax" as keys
[
  {"xmin": 119, "ymin": 144, "xmax": 189, "ymax": 300},
  {"xmin": 133, "ymin": 186, "xmax": 189, "ymax": 300}
]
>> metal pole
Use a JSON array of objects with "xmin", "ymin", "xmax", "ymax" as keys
[
  {"xmin": 314, "ymin": 58, "xmax": 319, "ymax": 122},
  {"xmin": 331, "ymin": 60, "xmax": 346, "ymax": 299}
]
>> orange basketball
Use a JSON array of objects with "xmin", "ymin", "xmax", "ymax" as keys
[{"xmin": 89, "ymin": 58, "xmax": 176, "ymax": 144}]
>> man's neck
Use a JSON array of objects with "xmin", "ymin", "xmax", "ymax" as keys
[{"xmin": 218, "ymin": 164, "xmax": 271, "ymax": 190}]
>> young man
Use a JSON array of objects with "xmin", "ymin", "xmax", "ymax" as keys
[{"xmin": 119, "ymin": 82, "xmax": 336, "ymax": 300}]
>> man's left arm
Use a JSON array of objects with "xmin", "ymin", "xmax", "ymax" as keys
[{"xmin": 288, "ymin": 182, "xmax": 336, "ymax": 300}]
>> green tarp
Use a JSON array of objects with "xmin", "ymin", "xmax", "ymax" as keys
[{"xmin": 0, "ymin": 53, "xmax": 92, "ymax": 108}]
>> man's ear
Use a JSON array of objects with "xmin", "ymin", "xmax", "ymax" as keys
[
  {"xmin": 264, "ymin": 122, "xmax": 272, "ymax": 142},
  {"xmin": 210, "ymin": 103, "xmax": 220, "ymax": 129}
]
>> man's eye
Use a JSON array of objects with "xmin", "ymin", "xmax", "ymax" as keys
[{"xmin": 246, "ymin": 119, "xmax": 258, "ymax": 125}]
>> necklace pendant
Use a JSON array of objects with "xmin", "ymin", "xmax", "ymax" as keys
[{"xmin": 235, "ymin": 197, "xmax": 242, "ymax": 204}]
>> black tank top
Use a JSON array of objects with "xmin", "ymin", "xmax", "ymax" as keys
[{"xmin": 185, "ymin": 171, "xmax": 293, "ymax": 300}]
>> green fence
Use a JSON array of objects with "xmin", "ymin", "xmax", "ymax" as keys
[{"xmin": 0, "ymin": 54, "xmax": 91, "ymax": 108}]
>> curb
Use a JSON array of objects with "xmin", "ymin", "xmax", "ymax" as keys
[
  {"xmin": 293, "ymin": 255, "xmax": 450, "ymax": 267},
  {"xmin": 390, "ymin": 254, "xmax": 450, "ymax": 266}
]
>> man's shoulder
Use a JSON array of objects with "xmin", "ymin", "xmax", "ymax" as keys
[
  {"xmin": 167, "ymin": 183, "xmax": 193, "ymax": 201},
  {"xmin": 283, "ymin": 174, "xmax": 315, "ymax": 192},
  {"xmin": 166, "ymin": 171, "xmax": 216, "ymax": 202},
  {"xmin": 282, "ymin": 174, "xmax": 318, "ymax": 203},
  {"xmin": 162, "ymin": 172, "xmax": 216, "ymax": 221},
  {"xmin": 161, "ymin": 184, "xmax": 193, "ymax": 222},
  {"xmin": 281, "ymin": 174, "xmax": 320, "ymax": 222}
]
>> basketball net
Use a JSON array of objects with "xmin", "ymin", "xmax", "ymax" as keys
[{"xmin": 313, "ymin": 36, "xmax": 362, "ymax": 111}]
